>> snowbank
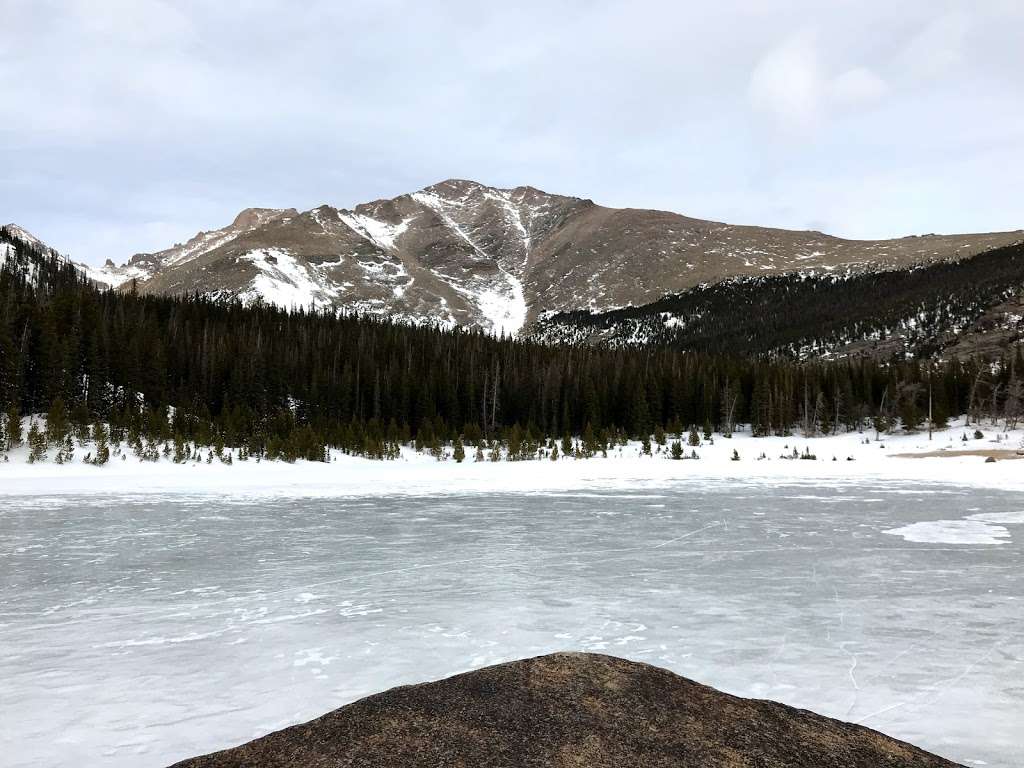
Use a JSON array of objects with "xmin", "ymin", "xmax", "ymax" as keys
[{"xmin": 1, "ymin": 417, "xmax": 1021, "ymax": 498}]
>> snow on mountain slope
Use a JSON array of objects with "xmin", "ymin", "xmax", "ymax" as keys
[
  {"xmin": 84, "ymin": 208, "xmax": 292, "ymax": 289},
  {"xmin": 81, "ymin": 260, "xmax": 150, "ymax": 288},
  {"xmin": 337, "ymin": 211, "xmax": 412, "ymax": 252},
  {"xmin": 1, "ymin": 223, "xmax": 74, "ymax": 286},
  {"xmin": 238, "ymin": 248, "xmax": 341, "ymax": 309},
  {"xmin": 64, "ymin": 181, "xmax": 1024, "ymax": 335},
  {"xmin": 410, "ymin": 186, "xmax": 529, "ymax": 335},
  {"xmin": 4, "ymin": 224, "xmax": 47, "ymax": 250}
]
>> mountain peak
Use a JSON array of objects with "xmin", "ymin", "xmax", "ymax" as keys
[
  {"xmin": 231, "ymin": 207, "xmax": 293, "ymax": 229},
  {"xmin": 3, "ymin": 223, "xmax": 47, "ymax": 250},
  {"xmin": 424, "ymin": 177, "xmax": 489, "ymax": 191},
  {"xmin": 56, "ymin": 182, "xmax": 1024, "ymax": 335}
]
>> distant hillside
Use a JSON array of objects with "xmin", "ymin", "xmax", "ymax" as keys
[{"xmin": 529, "ymin": 241, "xmax": 1024, "ymax": 361}]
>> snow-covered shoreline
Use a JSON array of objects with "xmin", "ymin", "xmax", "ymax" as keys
[{"xmin": 2, "ymin": 417, "xmax": 1021, "ymax": 498}]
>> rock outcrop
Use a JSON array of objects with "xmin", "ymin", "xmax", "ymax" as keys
[{"xmin": 170, "ymin": 652, "xmax": 961, "ymax": 768}]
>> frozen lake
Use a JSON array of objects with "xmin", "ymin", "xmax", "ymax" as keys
[{"xmin": 2, "ymin": 479, "xmax": 1022, "ymax": 767}]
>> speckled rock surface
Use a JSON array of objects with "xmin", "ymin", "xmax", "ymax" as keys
[{"xmin": 170, "ymin": 652, "xmax": 962, "ymax": 768}]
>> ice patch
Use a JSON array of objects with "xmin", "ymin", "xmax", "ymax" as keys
[{"xmin": 884, "ymin": 510, "xmax": 1024, "ymax": 545}]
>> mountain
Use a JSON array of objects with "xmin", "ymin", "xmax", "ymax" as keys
[
  {"xmin": 169, "ymin": 652, "xmax": 960, "ymax": 768},
  {"xmin": 82, "ymin": 180, "xmax": 1023, "ymax": 335}
]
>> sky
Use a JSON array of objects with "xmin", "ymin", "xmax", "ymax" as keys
[{"xmin": 2, "ymin": 0, "xmax": 1023, "ymax": 266}]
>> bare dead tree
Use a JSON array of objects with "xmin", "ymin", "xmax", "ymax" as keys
[
  {"xmin": 1004, "ymin": 377, "xmax": 1022, "ymax": 431},
  {"xmin": 720, "ymin": 379, "xmax": 738, "ymax": 436},
  {"xmin": 966, "ymin": 369, "xmax": 988, "ymax": 426}
]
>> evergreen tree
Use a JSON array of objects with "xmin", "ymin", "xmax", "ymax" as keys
[
  {"xmin": 581, "ymin": 423, "xmax": 597, "ymax": 458},
  {"xmin": 653, "ymin": 424, "xmax": 666, "ymax": 446},
  {"xmin": 56, "ymin": 434, "xmax": 74, "ymax": 464},
  {"xmin": 173, "ymin": 433, "xmax": 189, "ymax": 463},
  {"xmin": 92, "ymin": 423, "xmax": 110, "ymax": 465},
  {"xmin": 5, "ymin": 407, "xmax": 20, "ymax": 449},
  {"xmin": 27, "ymin": 421, "xmax": 47, "ymax": 463},
  {"xmin": 46, "ymin": 397, "xmax": 70, "ymax": 445}
]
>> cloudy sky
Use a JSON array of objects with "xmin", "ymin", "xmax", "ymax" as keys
[{"xmin": 3, "ymin": 0, "xmax": 1022, "ymax": 265}]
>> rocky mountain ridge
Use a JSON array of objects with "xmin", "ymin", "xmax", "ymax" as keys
[{"xmin": 71, "ymin": 179, "xmax": 1023, "ymax": 335}]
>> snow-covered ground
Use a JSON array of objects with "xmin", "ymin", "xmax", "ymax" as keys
[{"xmin": 1, "ymin": 417, "xmax": 1021, "ymax": 499}]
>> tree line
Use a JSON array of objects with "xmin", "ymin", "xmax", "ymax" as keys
[{"xmin": 2, "ymin": 226, "xmax": 1022, "ymax": 463}]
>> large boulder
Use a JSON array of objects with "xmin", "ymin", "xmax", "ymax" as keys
[{"xmin": 171, "ymin": 652, "xmax": 961, "ymax": 767}]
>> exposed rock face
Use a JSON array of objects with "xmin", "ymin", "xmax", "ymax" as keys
[
  {"xmin": 169, "ymin": 652, "xmax": 961, "ymax": 768},
  {"xmin": 80, "ymin": 180, "xmax": 1023, "ymax": 335}
]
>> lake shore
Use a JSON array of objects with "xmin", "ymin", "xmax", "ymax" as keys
[{"xmin": 2, "ymin": 417, "xmax": 1021, "ymax": 498}]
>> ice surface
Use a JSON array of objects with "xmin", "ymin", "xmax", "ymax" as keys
[{"xmin": 1, "ymin": 481, "xmax": 1022, "ymax": 768}]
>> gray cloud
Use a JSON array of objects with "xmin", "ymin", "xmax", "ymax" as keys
[{"xmin": 2, "ymin": 0, "xmax": 1022, "ymax": 264}]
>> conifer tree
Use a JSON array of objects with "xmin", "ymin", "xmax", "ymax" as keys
[
  {"xmin": 92, "ymin": 423, "xmax": 110, "ymax": 465},
  {"xmin": 582, "ymin": 423, "xmax": 596, "ymax": 458},
  {"xmin": 173, "ymin": 433, "xmax": 188, "ymax": 464},
  {"xmin": 46, "ymin": 397, "xmax": 70, "ymax": 446},
  {"xmin": 56, "ymin": 434, "xmax": 74, "ymax": 464},
  {"xmin": 653, "ymin": 424, "xmax": 666, "ymax": 446},
  {"xmin": 27, "ymin": 421, "xmax": 47, "ymax": 463},
  {"xmin": 5, "ymin": 407, "xmax": 19, "ymax": 449}
]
